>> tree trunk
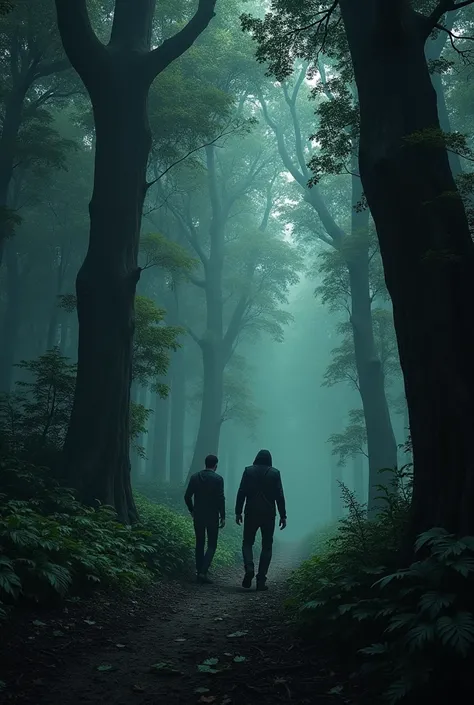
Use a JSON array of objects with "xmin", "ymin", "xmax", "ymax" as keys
[
  {"xmin": 348, "ymin": 171, "xmax": 398, "ymax": 513},
  {"xmin": 152, "ymin": 391, "xmax": 169, "ymax": 484},
  {"xmin": 0, "ymin": 88, "xmax": 24, "ymax": 267},
  {"xmin": 352, "ymin": 453, "xmax": 365, "ymax": 504},
  {"xmin": 61, "ymin": 75, "xmax": 151, "ymax": 522},
  {"xmin": 188, "ymin": 339, "xmax": 223, "ymax": 479},
  {"xmin": 0, "ymin": 240, "xmax": 21, "ymax": 392},
  {"xmin": 169, "ymin": 347, "xmax": 186, "ymax": 486},
  {"xmin": 340, "ymin": 1, "xmax": 474, "ymax": 537}
]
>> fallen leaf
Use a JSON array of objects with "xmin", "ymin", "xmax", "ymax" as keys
[
  {"xmin": 203, "ymin": 658, "xmax": 219, "ymax": 666},
  {"xmin": 115, "ymin": 644, "xmax": 126, "ymax": 649},
  {"xmin": 32, "ymin": 620, "xmax": 46, "ymax": 627},
  {"xmin": 214, "ymin": 617, "xmax": 223, "ymax": 622},
  {"xmin": 226, "ymin": 631, "xmax": 248, "ymax": 638},
  {"xmin": 84, "ymin": 619, "xmax": 96, "ymax": 625},
  {"xmin": 195, "ymin": 687, "xmax": 210, "ymax": 694},
  {"xmin": 149, "ymin": 662, "xmax": 182, "ymax": 676},
  {"xmin": 96, "ymin": 665, "xmax": 114, "ymax": 672},
  {"xmin": 233, "ymin": 656, "xmax": 246, "ymax": 663},
  {"xmin": 53, "ymin": 630, "xmax": 64, "ymax": 637},
  {"xmin": 198, "ymin": 665, "xmax": 220, "ymax": 674},
  {"xmin": 328, "ymin": 685, "xmax": 343, "ymax": 695},
  {"xmin": 224, "ymin": 653, "xmax": 232, "ymax": 657}
]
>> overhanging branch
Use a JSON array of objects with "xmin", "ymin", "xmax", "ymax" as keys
[
  {"xmin": 143, "ymin": 0, "xmax": 217, "ymax": 82},
  {"xmin": 427, "ymin": 0, "xmax": 474, "ymax": 29}
]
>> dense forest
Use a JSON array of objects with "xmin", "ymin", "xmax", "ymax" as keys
[{"xmin": 1, "ymin": 1, "xmax": 474, "ymax": 704}]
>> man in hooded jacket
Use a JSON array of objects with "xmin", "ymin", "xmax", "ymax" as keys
[
  {"xmin": 184, "ymin": 454, "xmax": 225, "ymax": 583},
  {"xmin": 235, "ymin": 449, "xmax": 287, "ymax": 591}
]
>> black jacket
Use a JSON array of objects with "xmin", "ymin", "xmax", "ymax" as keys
[
  {"xmin": 184, "ymin": 470, "xmax": 225, "ymax": 520},
  {"xmin": 235, "ymin": 465, "xmax": 286, "ymax": 519}
]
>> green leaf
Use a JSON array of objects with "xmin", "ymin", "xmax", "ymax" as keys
[
  {"xmin": 405, "ymin": 622, "xmax": 435, "ymax": 651},
  {"xmin": 418, "ymin": 591, "xmax": 455, "ymax": 617},
  {"xmin": 194, "ymin": 687, "xmax": 210, "ymax": 694},
  {"xmin": 359, "ymin": 643, "xmax": 388, "ymax": 656},
  {"xmin": 202, "ymin": 658, "xmax": 219, "ymax": 666},
  {"xmin": 233, "ymin": 655, "xmax": 246, "ymax": 663},
  {"xmin": 386, "ymin": 613, "xmax": 417, "ymax": 633},
  {"xmin": 197, "ymin": 665, "xmax": 219, "ymax": 674},
  {"xmin": 436, "ymin": 612, "xmax": 474, "ymax": 656},
  {"xmin": 149, "ymin": 662, "xmax": 182, "ymax": 675},
  {"xmin": 96, "ymin": 664, "xmax": 114, "ymax": 672}
]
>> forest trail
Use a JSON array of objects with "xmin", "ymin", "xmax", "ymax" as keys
[{"xmin": 1, "ymin": 544, "xmax": 341, "ymax": 705}]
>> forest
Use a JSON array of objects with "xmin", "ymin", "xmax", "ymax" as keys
[{"xmin": 1, "ymin": 0, "xmax": 474, "ymax": 703}]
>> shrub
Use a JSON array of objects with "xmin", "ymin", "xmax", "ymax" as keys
[
  {"xmin": 287, "ymin": 469, "xmax": 474, "ymax": 703},
  {"xmin": 0, "ymin": 458, "xmax": 238, "ymax": 621}
]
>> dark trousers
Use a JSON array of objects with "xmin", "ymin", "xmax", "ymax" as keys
[
  {"xmin": 193, "ymin": 514, "xmax": 219, "ymax": 575},
  {"xmin": 242, "ymin": 514, "xmax": 276, "ymax": 580}
]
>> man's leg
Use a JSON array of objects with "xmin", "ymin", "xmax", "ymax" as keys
[
  {"xmin": 201, "ymin": 516, "xmax": 219, "ymax": 576},
  {"xmin": 257, "ymin": 516, "xmax": 276, "ymax": 590},
  {"xmin": 193, "ymin": 517, "xmax": 205, "ymax": 577},
  {"xmin": 242, "ymin": 515, "xmax": 259, "ymax": 588}
]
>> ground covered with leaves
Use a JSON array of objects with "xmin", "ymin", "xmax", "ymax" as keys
[{"xmin": 0, "ymin": 552, "xmax": 345, "ymax": 705}]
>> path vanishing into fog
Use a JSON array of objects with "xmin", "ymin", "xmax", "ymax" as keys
[{"xmin": 2, "ymin": 545, "xmax": 341, "ymax": 705}]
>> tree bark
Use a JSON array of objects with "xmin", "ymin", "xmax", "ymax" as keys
[
  {"xmin": 54, "ymin": 0, "xmax": 217, "ymax": 522},
  {"xmin": 340, "ymin": 0, "xmax": 474, "ymax": 537},
  {"xmin": 169, "ymin": 347, "xmax": 186, "ymax": 486},
  {"xmin": 151, "ymin": 390, "xmax": 169, "ymax": 483},
  {"xmin": 0, "ymin": 240, "xmax": 21, "ymax": 392},
  {"xmin": 352, "ymin": 453, "xmax": 365, "ymax": 504}
]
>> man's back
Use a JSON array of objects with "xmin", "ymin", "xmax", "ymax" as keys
[
  {"xmin": 185, "ymin": 469, "xmax": 225, "ymax": 518},
  {"xmin": 235, "ymin": 464, "xmax": 286, "ymax": 518}
]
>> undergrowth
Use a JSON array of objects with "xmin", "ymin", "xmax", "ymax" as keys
[
  {"xmin": 288, "ymin": 468, "xmax": 474, "ymax": 704},
  {"xmin": 0, "ymin": 458, "xmax": 237, "ymax": 622}
]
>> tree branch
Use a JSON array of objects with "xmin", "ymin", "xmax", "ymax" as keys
[
  {"xmin": 427, "ymin": 0, "xmax": 474, "ymax": 29},
  {"xmin": 54, "ymin": 0, "xmax": 106, "ymax": 84},
  {"xmin": 143, "ymin": 0, "xmax": 217, "ymax": 82}
]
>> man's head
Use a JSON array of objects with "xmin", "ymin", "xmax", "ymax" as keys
[
  {"xmin": 205, "ymin": 454, "xmax": 218, "ymax": 471},
  {"xmin": 254, "ymin": 449, "xmax": 272, "ymax": 467}
]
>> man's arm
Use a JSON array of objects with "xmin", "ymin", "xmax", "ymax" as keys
[
  {"xmin": 184, "ymin": 475, "xmax": 195, "ymax": 515},
  {"xmin": 235, "ymin": 469, "xmax": 248, "ymax": 517},
  {"xmin": 276, "ymin": 470, "xmax": 287, "ymax": 520},
  {"xmin": 218, "ymin": 475, "xmax": 225, "ymax": 522}
]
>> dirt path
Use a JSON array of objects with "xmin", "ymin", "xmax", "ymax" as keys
[{"xmin": 2, "ymin": 548, "xmax": 342, "ymax": 705}]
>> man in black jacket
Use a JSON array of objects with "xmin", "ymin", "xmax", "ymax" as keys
[
  {"xmin": 184, "ymin": 454, "xmax": 225, "ymax": 584},
  {"xmin": 235, "ymin": 449, "xmax": 286, "ymax": 591}
]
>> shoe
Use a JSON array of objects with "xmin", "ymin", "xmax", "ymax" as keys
[
  {"xmin": 256, "ymin": 579, "xmax": 268, "ymax": 591},
  {"xmin": 197, "ymin": 573, "xmax": 213, "ymax": 584},
  {"xmin": 242, "ymin": 571, "xmax": 254, "ymax": 589}
]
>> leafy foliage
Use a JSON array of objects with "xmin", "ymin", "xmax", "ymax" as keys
[
  {"xmin": 328, "ymin": 408, "xmax": 367, "ymax": 465},
  {"xmin": 0, "ymin": 457, "xmax": 239, "ymax": 622},
  {"xmin": 288, "ymin": 469, "xmax": 474, "ymax": 702}
]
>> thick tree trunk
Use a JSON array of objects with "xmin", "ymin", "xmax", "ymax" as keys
[
  {"xmin": 169, "ymin": 347, "xmax": 186, "ymax": 486},
  {"xmin": 352, "ymin": 453, "xmax": 365, "ymax": 504},
  {"xmin": 0, "ymin": 240, "xmax": 21, "ymax": 392},
  {"xmin": 0, "ymin": 88, "xmax": 24, "ymax": 267},
  {"xmin": 152, "ymin": 391, "xmax": 169, "ymax": 484},
  {"xmin": 61, "ymin": 75, "xmax": 151, "ymax": 522},
  {"xmin": 340, "ymin": 1, "xmax": 474, "ymax": 537},
  {"xmin": 188, "ymin": 339, "xmax": 223, "ymax": 479}
]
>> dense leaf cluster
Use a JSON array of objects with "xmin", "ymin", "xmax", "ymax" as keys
[{"xmin": 287, "ymin": 470, "xmax": 474, "ymax": 703}]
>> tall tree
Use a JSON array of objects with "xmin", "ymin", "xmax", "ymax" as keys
[
  {"xmin": 243, "ymin": 0, "xmax": 474, "ymax": 537},
  {"xmin": 54, "ymin": 0, "xmax": 217, "ymax": 522}
]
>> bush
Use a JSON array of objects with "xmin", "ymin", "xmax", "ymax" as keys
[
  {"xmin": 0, "ymin": 459, "xmax": 238, "ymax": 622},
  {"xmin": 285, "ymin": 468, "xmax": 474, "ymax": 703}
]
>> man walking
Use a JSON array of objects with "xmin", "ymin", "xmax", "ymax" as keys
[
  {"xmin": 235, "ymin": 449, "xmax": 287, "ymax": 591},
  {"xmin": 184, "ymin": 454, "xmax": 225, "ymax": 584}
]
